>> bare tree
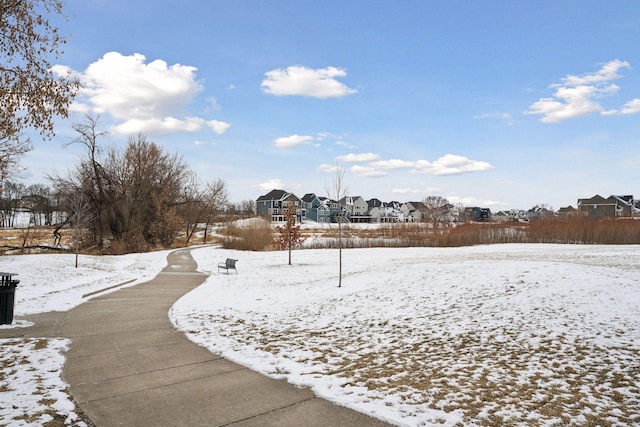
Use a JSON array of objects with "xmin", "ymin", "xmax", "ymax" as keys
[
  {"xmin": 52, "ymin": 128, "xmax": 193, "ymax": 252},
  {"xmin": 422, "ymin": 195, "xmax": 451, "ymax": 228},
  {"xmin": 1, "ymin": 0, "xmax": 79, "ymax": 177},
  {"xmin": 108, "ymin": 134, "xmax": 188, "ymax": 248},
  {"xmin": 24, "ymin": 184, "xmax": 53, "ymax": 226},
  {"xmin": 275, "ymin": 201, "xmax": 304, "ymax": 265},
  {"xmin": 0, "ymin": 181, "xmax": 25, "ymax": 227},
  {"xmin": 65, "ymin": 114, "xmax": 110, "ymax": 246},
  {"xmin": 325, "ymin": 163, "xmax": 348, "ymax": 287},
  {"xmin": 179, "ymin": 176, "xmax": 228, "ymax": 245},
  {"xmin": 0, "ymin": 134, "xmax": 32, "ymax": 192},
  {"xmin": 65, "ymin": 192, "xmax": 93, "ymax": 267},
  {"xmin": 237, "ymin": 199, "xmax": 256, "ymax": 219},
  {"xmin": 201, "ymin": 178, "xmax": 228, "ymax": 244}
]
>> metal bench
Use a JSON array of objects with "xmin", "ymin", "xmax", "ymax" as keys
[{"xmin": 217, "ymin": 258, "xmax": 238, "ymax": 274}]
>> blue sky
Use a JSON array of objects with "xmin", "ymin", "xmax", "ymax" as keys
[{"xmin": 21, "ymin": 0, "xmax": 640, "ymax": 209}]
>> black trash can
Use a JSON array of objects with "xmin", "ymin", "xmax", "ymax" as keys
[{"xmin": 0, "ymin": 273, "xmax": 19, "ymax": 325}]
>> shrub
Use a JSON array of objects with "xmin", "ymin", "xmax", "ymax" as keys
[{"xmin": 221, "ymin": 218, "xmax": 273, "ymax": 251}]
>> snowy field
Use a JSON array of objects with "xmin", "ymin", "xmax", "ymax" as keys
[
  {"xmin": 1, "ymin": 244, "xmax": 639, "ymax": 426},
  {"xmin": 174, "ymin": 244, "xmax": 640, "ymax": 426}
]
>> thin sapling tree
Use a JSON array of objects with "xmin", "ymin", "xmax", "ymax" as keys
[{"xmin": 275, "ymin": 201, "xmax": 304, "ymax": 265}]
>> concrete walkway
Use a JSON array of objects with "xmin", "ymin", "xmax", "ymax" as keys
[{"xmin": 2, "ymin": 249, "xmax": 392, "ymax": 427}]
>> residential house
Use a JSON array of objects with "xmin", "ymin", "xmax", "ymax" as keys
[
  {"xmin": 577, "ymin": 194, "xmax": 637, "ymax": 218},
  {"xmin": 370, "ymin": 203, "xmax": 404, "ymax": 223},
  {"xmin": 256, "ymin": 189, "xmax": 303, "ymax": 222},
  {"xmin": 366, "ymin": 198, "xmax": 384, "ymax": 209},
  {"xmin": 400, "ymin": 201, "xmax": 427, "ymax": 222},
  {"xmin": 302, "ymin": 193, "xmax": 331, "ymax": 223},
  {"xmin": 557, "ymin": 206, "xmax": 577, "ymax": 217},
  {"xmin": 527, "ymin": 205, "xmax": 555, "ymax": 220},
  {"xmin": 610, "ymin": 195, "xmax": 639, "ymax": 217},
  {"xmin": 340, "ymin": 195, "xmax": 371, "ymax": 223},
  {"xmin": 509, "ymin": 209, "xmax": 529, "ymax": 222},
  {"xmin": 320, "ymin": 197, "xmax": 345, "ymax": 223},
  {"xmin": 492, "ymin": 211, "xmax": 511, "ymax": 222},
  {"xmin": 464, "ymin": 207, "xmax": 491, "ymax": 222}
]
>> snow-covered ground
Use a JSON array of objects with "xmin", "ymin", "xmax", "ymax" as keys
[
  {"xmin": 1, "ymin": 244, "xmax": 639, "ymax": 426},
  {"xmin": 174, "ymin": 244, "xmax": 640, "ymax": 426},
  {"xmin": 1, "ymin": 250, "xmax": 170, "ymax": 426}
]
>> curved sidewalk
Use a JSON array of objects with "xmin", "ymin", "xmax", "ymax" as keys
[{"xmin": 8, "ymin": 248, "xmax": 392, "ymax": 427}]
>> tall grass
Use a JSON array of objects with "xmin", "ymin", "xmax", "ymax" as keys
[
  {"xmin": 302, "ymin": 218, "xmax": 640, "ymax": 249},
  {"xmin": 528, "ymin": 217, "xmax": 640, "ymax": 244},
  {"xmin": 220, "ymin": 219, "xmax": 274, "ymax": 251}
]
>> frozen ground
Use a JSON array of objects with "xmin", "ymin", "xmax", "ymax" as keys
[
  {"xmin": 174, "ymin": 244, "xmax": 640, "ymax": 426},
  {"xmin": 1, "ymin": 244, "xmax": 639, "ymax": 426}
]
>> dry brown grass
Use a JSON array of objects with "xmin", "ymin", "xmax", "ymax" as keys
[
  {"xmin": 3, "ymin": 216, "xmax": 639, "ymax": 256},
  {"xmin": 303, "ymin": 218, "xmax": 640, "ymax": 249},
  {"xmin": 220, "ymin": 219, "xmax": 274, "ymax": 251}
]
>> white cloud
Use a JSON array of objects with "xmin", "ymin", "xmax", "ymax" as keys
[
  {"xmin": 336, "ymin": 152, "xmax": 380, "ymax": 163},
  {"xmin": 392, "ymin": 188, "xmax": 424, "ymax": 195},
  {"xmin": 111, "ymin": 117, "xmax": 230, "ymax": 135},
  {"xmin": 370, "ymin": 159, "xmax": 417, "ymax": 170},
  {"xmin": 447, "ymin": 195, "xmax": 506, "ymax": 207},
  {"xmin": 392, "ymin": 187, "xmax": 443, "ymax": 195},
  {"xmin": 350, "ymin": 165, "xmax": 387, "ymax": 178},
  {"xmin": 206, "ymin": 120, "xmax": 232, "ymax": 134},
  {"xmin": 71, "ymin": 51, "xmax": 230, "ymax": 135},
  {"xmin": 273, "ymin": 134, "xmax": 314, "ymax": 148},
  {"xmin": 335, "ymin": 140, "xmax": 355, "ymax": 149},
  {"xmin": 317, "ymin": 163, "xmax": 339, "ymax": 173},
  {"xmin": 254, "ymin": 179, "xmax": 284, "ymax": 191},
  {"xmin": 527, "ymin": 85, "xmax": 610, "ymax": 123},
  {"xmin": 620, "ymin": 98, "xmax": 640, "ymax": 114},
  {"xmin": 527, "ymin": 60, "xmax": 638, "ymax": 123},
  {"xmin": 261, "ymin": 65, "xmax": 357, "ymax": 98},
  {"xmin": 559, "ymin": 59, "xmax": 629, "ymax": 86},
  {"xmin": 412, "ymin": 154, "xmax": 494, "ymax": 175},
  {"xmin": 331, "ymin": 154, "xmax": 492, "ymax": 178}
]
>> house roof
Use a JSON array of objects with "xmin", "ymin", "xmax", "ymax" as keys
[
  {"xmin": 367, "ymin": 198, "xmax": 383, "ymax": 208},
  {"xmin": 257, "ymin": 189, "xmax": 288, "ymax": 202},
  {"xmin": 578, "ymin": 194, "xmax": 612, "ymax": 205},
  {"xmin": 302, "ymin": 193, "xmax": 317, "ymax": 202},
  {"xmin": 406, "ymin": 201, "xmax": 427, "ymax": 211},
  {"xmin": 610, "ymin": 195, "xmax": 634, "ymax": 205}
]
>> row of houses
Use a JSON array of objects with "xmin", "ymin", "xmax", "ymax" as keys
[
  {"xmin": 256, "ymin": 190, "xmax": 640, "ymax": 224},
  {"xmin": 481, "ymin": 195, "xmax": 639, "ymax": 222},
  {"xmin": 256, "ymin": 189, "xmax": 488, "ymax": 224}
]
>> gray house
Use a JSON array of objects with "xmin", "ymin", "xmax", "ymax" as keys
[
  {"xmin": 302, "ymin": 193, "xmax": 331, "ymax": 223},
  {"xmin": 256, "ymin": 189, "xmax": 303, "ymax": 222},
  {"xmin": 400, "ymin": 201, "xmax": 428, "ymax": 222},
  {"xmin": 577, "ymin": 194, "xmax": 637, "ymax": 218}
]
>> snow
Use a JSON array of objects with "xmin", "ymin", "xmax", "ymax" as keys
[
  {"xmin": 1, "ymin": 250, "xmax": 170, "ymax": 426},
  {"xmin": 0, "ymin": 338, "xmax": 81, "ymax": 426},
  {"xmin": 173, "ymin": 244, "xmax": 640, "ymax": 426},
  {"xmin": 2, "ymin": 244, "xmax": 640, "ymax": 426},
  {"xmin": 3, "ymin": 250, "xmax": 171, "ymax": 315}
]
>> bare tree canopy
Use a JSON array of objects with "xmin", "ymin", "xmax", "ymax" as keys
[
  {"xmin": 422, "ymin": 195, "xmax": 451, "ymax": 228},
  {"xmin": 50, "ymin": 117, "xmax": 195, "ymax": 252},
  {"xmin": 0, "ymin": 134, "xmax": 31, "ymax": 187},
  {"xmin": 1, "ymin": 0, "xmax": 80, "ymax": 140}
]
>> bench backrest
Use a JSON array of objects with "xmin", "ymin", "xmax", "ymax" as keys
[{"xmin": 226, "ymin": 258, "xmax": 237, "ymax": 268}]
